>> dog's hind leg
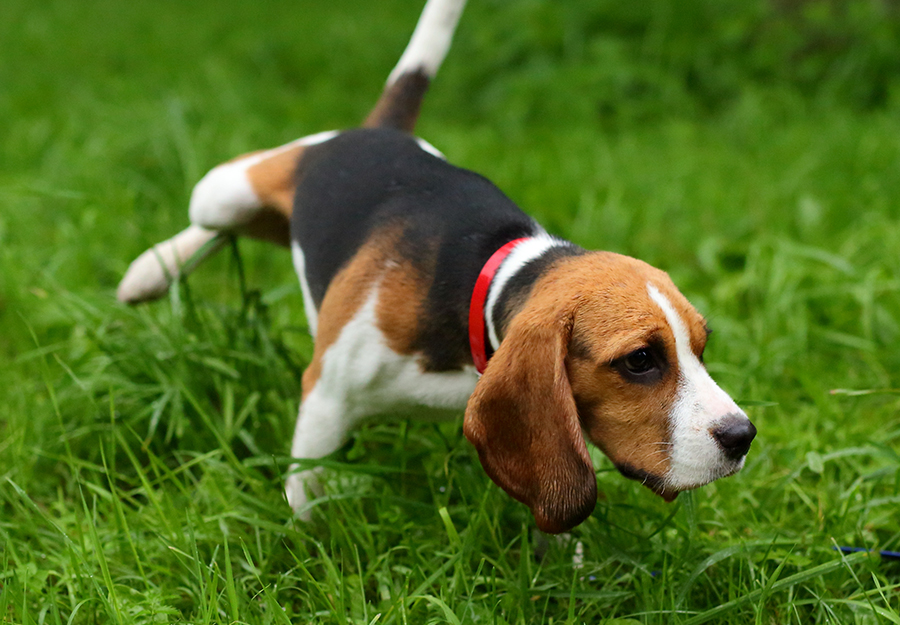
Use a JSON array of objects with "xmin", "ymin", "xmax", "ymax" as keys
[
  {"xmin": 116, "ymin": 225, "xmax": 225, "ymax": 303},
  {"xmin": 117, "ymin": 131, "xmax": 338, "ymax": 304},
  {"xmin": 188, "ymin": 130, "xmax": 338, "ymax": 241}
]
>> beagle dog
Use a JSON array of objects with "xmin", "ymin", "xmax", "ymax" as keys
[{"xmin": 118, "ymin": 0, "xmax": 756, "ymax": 534}]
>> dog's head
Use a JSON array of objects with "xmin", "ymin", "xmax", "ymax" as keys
[{"xmin": 463, "ymin": 251, "xmax": 754, "ymax": 533}]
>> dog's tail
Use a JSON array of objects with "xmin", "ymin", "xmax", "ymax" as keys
[{"xmin": 363, "ymin": 0, "xmax": 467, "ymax": 131}]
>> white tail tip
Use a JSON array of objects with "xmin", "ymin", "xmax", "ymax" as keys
[{"xmin": 387, "ymin": 0, "xmax": 467, "ymax": 85}]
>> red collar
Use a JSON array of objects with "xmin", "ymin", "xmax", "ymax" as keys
[{"xmin": 469, "ymin": 238, "xmax": 530, "ymax": 373}]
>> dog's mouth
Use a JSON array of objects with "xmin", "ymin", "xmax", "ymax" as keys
[
  {"xmin": 616, "ymin": 454, "xmax": 747, "ymax": 501},
  {"xmin": 615, "ymin": 463, "xmax": 679, "ymax": 501}
]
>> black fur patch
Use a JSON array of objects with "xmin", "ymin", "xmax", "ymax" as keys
[{"xmin": 291, "ymin": 128, "xmax": 542, "ymax": 371}]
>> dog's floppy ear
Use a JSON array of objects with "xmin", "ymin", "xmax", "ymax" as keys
[{"xmin": 463, "ymin": 299, "xmax": 596, "ymax": 534}]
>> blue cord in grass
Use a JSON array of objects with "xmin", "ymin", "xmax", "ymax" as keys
[{"xmin": 835, "ymin": 546, "xmax": 900, "ymax": 561}]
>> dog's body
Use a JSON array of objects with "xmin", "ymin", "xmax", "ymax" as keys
[{"xmin": 118, "ymin": 0, "xmax": 755, "ymax": 533}]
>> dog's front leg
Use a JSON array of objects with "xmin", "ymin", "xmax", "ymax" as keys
[{"xmin": 285, "ymin": 380, "xmax": 358, "ymax": 520}]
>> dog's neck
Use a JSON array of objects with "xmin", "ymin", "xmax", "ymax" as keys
[{"xmin": 484, "ymin": 235, "xmax": 584, "ymax": 352}]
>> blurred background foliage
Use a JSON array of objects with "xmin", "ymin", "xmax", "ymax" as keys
[{"xmin": 459, "ymin": 0, "xmax": 900, "ymax": 124}]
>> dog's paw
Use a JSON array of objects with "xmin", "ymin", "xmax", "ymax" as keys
[
  {"xmin": 285, "ymin": 468, "xmax": 323, "ymax": 521},
  {"xmin": 117, "ymin": 226, "xmax": 222, "ymax": 303}
]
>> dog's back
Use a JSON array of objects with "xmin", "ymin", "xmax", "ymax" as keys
[{"xmin": 291, "ymin": 126, "xmax": 542, "ymax": 370}]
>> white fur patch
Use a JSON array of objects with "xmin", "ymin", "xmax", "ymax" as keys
[
  {"xmin": 286, "ymin": 284, "xmax": 478, "ymax": 516},
  {"xmin": 484, "ymin": 232, "xmax": 561, "ymax": 352},
  {"xmin": 319, "ymin": 287, "xmax": 477, "ymax": 413},
  {"xmin": 291, "ymin": 241, "xmax": 319, "ymax": 338},
  {"xmin": 415, "ymin": 137, "xmax": 446, "ymax": 160},
  {"xmin": 388, "ymin": 0, "xmax": 468, "ymax": 84},
  {"xmin": 189, "ymin": 131, "xmax": 339, "ymax": 230},
  {"xmin": 646, "ymin": 283, "xmax": 749, "ymax": 490}
]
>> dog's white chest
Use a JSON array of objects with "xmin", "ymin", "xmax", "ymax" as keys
[{"xmin": 315, "ymin": 288, "xmax": 479, "ymax": 422}]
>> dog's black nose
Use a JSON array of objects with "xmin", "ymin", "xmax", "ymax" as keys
[{"xmin": 711, "ymin": 415, "xmax": 757, "ymax": 460}]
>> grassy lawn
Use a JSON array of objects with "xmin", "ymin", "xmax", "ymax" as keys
[{"xmin": 3, "ymin": 0, "xmax": 900, "ymax": 622}]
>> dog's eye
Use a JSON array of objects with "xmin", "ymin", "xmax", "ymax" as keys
[
  {"xmin": 623, "ymin": 348, "xmax": 656, "ymax": 375},
  {"xmin": 611, "ymin": 345, "xmax": 666, "ymax": 384}
]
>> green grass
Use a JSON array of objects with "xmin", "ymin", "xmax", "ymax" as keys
[{"xmin": 3, "ymin": 0, "xmax": 900, "ymax": 622}]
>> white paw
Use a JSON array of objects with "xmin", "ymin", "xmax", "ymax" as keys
[
  {"xmin": 117, "ymin": 226, "xmax": 221, "ymax": 303},
  {"xmin": 285, "ymin": 468, "xmax": 322, "ymax": 521}
]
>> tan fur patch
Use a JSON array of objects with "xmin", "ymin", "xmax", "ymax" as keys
[
  {"xmin": 236, "ymin": 208, "xmax": 291, "ymax": 247},
  {"xmin": 299, "ymin": 230, "xmax": 404, "ymax": 398},
  {"xmin": 374, "ymin": 239, "xmax": 436, "ymax": 356},
  {"xmin": 363, "ymin": 71, "xmax": 431, "ymax": 131},
  {"xmin": 228, "ymin": 144, "xmax": 310, "ymax": 248},
  {"xmin": 245, "ymin": 145, "xmax": 306, "ymax": 220}
]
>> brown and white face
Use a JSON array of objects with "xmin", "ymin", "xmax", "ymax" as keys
[
  {"xmin": 464, "ymin": 251, "xmax": 755, "ymax": 534},
  {"xmin": 566, "ymin": 254, "xmax": 755, "ymax": 500}
]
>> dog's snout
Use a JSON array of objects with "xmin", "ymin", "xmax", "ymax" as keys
[{"xmin": 710, "ymin": 414, "xmax": 756, "ymax": 460}]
